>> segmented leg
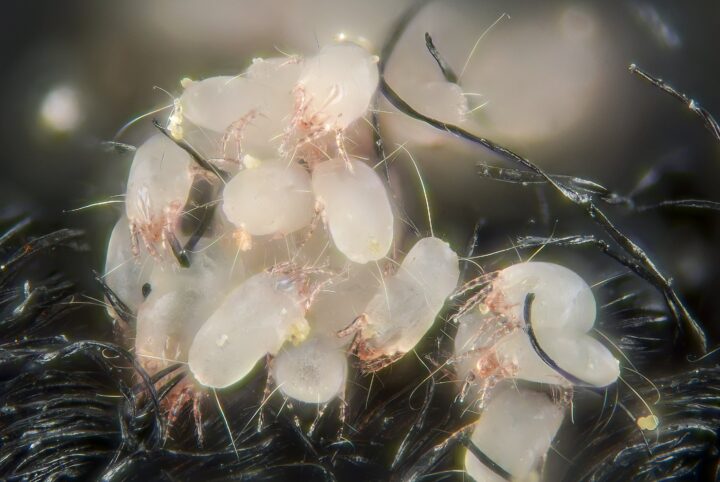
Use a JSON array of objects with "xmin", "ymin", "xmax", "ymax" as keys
[
  {"xmin": 222, "ymin": 110, "xmax": 258, "ymax": 162},
  {"xmin": 257, "ymin": 354, "xmax": 274, "ymax": 433},
  {"xmin": 192, "ymin": 390, "xmax": 205, "ymax": 446},
  {"xmin": 360, "ymin": 351, "xmax": 404, "ymax": 374},
  {"xmin": 337, "ymin": 313, "xmax": 368, "ymax": 339}
]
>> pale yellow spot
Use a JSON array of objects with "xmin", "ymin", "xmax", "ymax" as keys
[
  {"xmin": 637, "ymin": 414, "xmax": 659, "ymax": 431},
  {"xmin": 233, "ymin": 228, "xmax": 252, "ymax": 251},
  {"xmin": 368, "ymin": 238, "xmax": 381, "ymax": 255},
  {"xmin": 288, "ymin": 319, "xmax": 310, "ymax": 345},
  {"xmin": 169, "ymin": 124, "xmax": 184, "ymax": 141},
  {"xmin": 216, "ymin": 334, "xmax": 229, "ymax": 347},
  {"xmin": 243, "ymin": 155, "xmax": 262, "ymax": 169}
]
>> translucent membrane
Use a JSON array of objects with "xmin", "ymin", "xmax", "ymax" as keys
[
  {"xmin": 273, "ymin": 336, "xmax": 347, "ymax": 404},
  {"xmin": 312, "ymin": 157, "xmax": 393, "ymax": 264},
  {"xmin": 296, "ymin": 43, "xmax": 379, "ymax": 130},
  {"xmin": 454, "ymin": 262, "xmax": 620, "ymax": 388},
  {"xmin": 363, "ymin": 237, "xmax": 459, "ymax": 355},
  {"xmin": 383, "ymin": 80, "xmax": 470, "ymax": 147},
  {"xmin": 465, "ymin": 384, "xmax": 564, "ymax": 481},
  {"xmin": 188, "ymin": 272, "xmax": 309, "ymax": 388},
  {"xmin": 135, "ymin": 238, "xmax": 244, "ymax": 372},
  {"xmin": 125, "ymin": 133, "xmax": 194, "ymax": 226},
  {"xmin": 222, "ymin": 159, "xmax": 315, "ymax": 236},
  {"xmin": 307, "ymin": 261, "xmax": 381, "ymax": 347},
  {"xmin": 104, "ymin": 216, "xmax": 150, "ymax": 316}
]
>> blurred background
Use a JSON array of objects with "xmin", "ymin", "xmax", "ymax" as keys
[{"xmin": 1, "ymin": 0, "xmax": 718, "ymax": 371}]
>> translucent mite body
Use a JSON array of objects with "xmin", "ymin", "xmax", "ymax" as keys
[
  {"xmin": 124, "ymin": 134, "xmax": 194, "ymax": 258},
  {"xmin": 454, "ymin": 261, "xmax": 620, "ymax": 399},
  {"xmin": 342, "ymin": 237, "xmax": 460, "ymax": 370},
  {"xmin": 465, "ymin": 384, "xmax": 565, "ymax": 481}
]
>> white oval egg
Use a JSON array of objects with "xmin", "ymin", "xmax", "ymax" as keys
[
  {"xmin": 363, "ymin": 237, "xmax": 459, "ymax": 355},
  {"xmin": 222, "ymin": 159, "xmax": 315, "ymax": 236},
  {"xmin": 465, "ymin": 384, "xmax": 565, "ymax": 481},
  {"xmin": 273, "ymin": 336, "xmax": 347, "ymax": 404},
  {"xmin": 312, "ymin": 157, "xmax": 393, "ymax": 264},
  {"xmin": 104, "ymin": 216, "xmax": 152, "ymax": 317},
  {"xmin": 125, "ymin": 134, "xmax": 194, "ymax": 228},
  {"xmin": 494, "ymin": 262, "xmax": 596, "ymax": 332},
  {"xmin": 536, "ymin": 329, "xmax": 621, "ymax": 387},
  {"xmin": 297, "ymin": 43, "xmax": 379, "ymax": 130},
  {"xmin": 188, "ymin": 272, "xmax": 309, "ymax": 388}
]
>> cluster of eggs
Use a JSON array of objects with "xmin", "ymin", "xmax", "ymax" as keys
[
  {"xmin": 454, "ymin": 262, "xmax": 620, "ymax": 481},
  {"xmin": 103, "ymin": 41, "xmax": 621, "ymax": 481},
  {"xmin": 105, "ymin": 42, "xmax": 461, "ymax": 405}
]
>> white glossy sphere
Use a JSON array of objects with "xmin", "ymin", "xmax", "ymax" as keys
[
  {"xmin": 312, "ymin": 158, "xmax": 393, "ymax": 264},
  {"xmin": 222, "ymin": 159, "xmax": 315, "ymax": 236},
  {"xmin": 189, "ymin": 272, "xmax": 308, "ymax": 388},
  {"xmin": 104, "ymin": 216, "xmax": 151, "ymax": 316},
  {"xmin": 495, "ymin": 261, "xmax": 596, "ymax": 332},
  {"xmin": 297, "ymin": 43, "xmax": 379, "ymax": 130},
  {"xmin": 125, "ymin": 134, "xmax": 194, "ymax": 224},
  {"xmin": 363, "ymin": 237, "xmax": 459, "ymax": 354},
  {"xmin": 273, "ymin": 336, "xmax": 347, "ymax": 404},
  {"xmin": 465, "ymin": 385, "xmax": 564, "ymax": 481}
]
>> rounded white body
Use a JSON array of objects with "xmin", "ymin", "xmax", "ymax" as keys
[
  {"xmin": 188, "ymin": 272, "xmax": 309, "ymax": 388},
  {"xmin": 312, "ymin": 157, "xmax": 393, "ymax": 264},
  {"xmin": 125, "ymin": 134, "xmax": 194, "ymax": 228},
  {"xmin": 363, "ymin": 237, "xmax": 459, "ymax": 354},
  {"xmin": 296, "ymin": 43, "xmax": 379, "ymax": 130},
  {"xmin": 222, "ymin": 159, "xmax": 315, "ymax": 236},
  {"xmin": 465, "ymin": 384, "xmax": 564, "ymax": 481}
]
